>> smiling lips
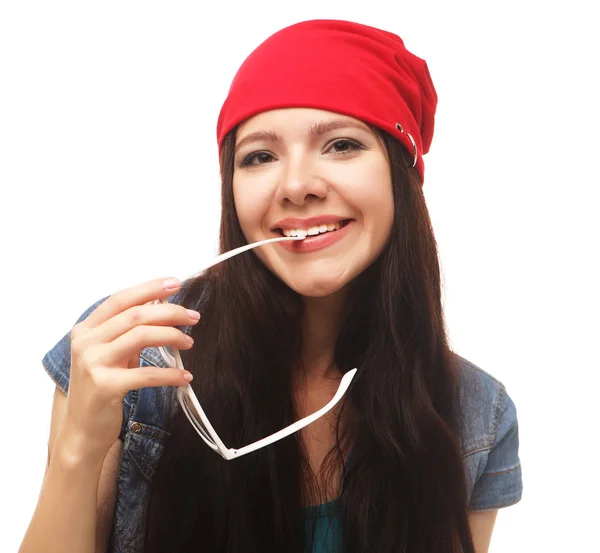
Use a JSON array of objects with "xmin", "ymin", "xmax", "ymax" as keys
[
  {"xmin": 281, "ymin": 220, "xmax": 350, "ymax": 238},
  {"xmin": 274, "ymin": 218, "xmax": 355, "ymax": 254},
  {"xmin": 273, "ymin": 215, "xmax": 352, "ymax": 235}
]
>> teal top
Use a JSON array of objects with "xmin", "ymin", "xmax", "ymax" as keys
[{"xmin": 303, "ymin": 498, "xmax": 341, "ymax": 553}]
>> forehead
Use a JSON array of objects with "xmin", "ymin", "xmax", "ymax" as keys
[{"xmin": 236, "ymin": 108, "xmax": 372, "ymax": 141}]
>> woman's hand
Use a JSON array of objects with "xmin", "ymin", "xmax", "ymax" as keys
[{"xmin": 56, "ymin": 277, "xmax": 200, "ymax": 462}]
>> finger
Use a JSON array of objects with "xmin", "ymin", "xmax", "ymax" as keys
[
  {"xmin": 107, "ymin": 366, "xmax": 193, "ymax": 394},
  {"xmin": 75, "ymin": 277, "xmax": 183, "ymax": 333},
  {"xmin": 92, "ymin": 326, "xmax": 194, "ymax": 368},
  {"xmin": 82, "ymin": 301, "xmax": 200, "ymax": 347},
  {"xmin": 127, "ymin": 349, "xmax": 141, "ymax": 370}
]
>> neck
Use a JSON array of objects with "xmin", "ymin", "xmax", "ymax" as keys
[{"xmin": 296, "ymin": 288, "xmax": 348, "ymax": 382}]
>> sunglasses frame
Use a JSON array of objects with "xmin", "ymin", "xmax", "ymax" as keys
[{"xmin": 153, "ymin": 236, "xmax": 358, "ymax": 460}]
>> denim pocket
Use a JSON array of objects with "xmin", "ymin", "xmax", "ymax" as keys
[
  {"xmin": 125, "ymin": 420, "xmax": 169, "ymax": 481},
  {"xmin": 113, "ymin": 420, "xmax": 169, "ymax": 552}
]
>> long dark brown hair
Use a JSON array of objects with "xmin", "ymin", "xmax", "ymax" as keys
[{"xmin": 143, "ymin": 127, "xmax": 475, "ymax": 553}]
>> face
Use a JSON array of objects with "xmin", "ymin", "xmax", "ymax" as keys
[{"xmin": 232, "ymin": 108, "xmax": 394, "ymax": 298}]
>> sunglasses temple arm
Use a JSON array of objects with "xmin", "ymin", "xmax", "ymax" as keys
[
  {"xmin": 176, "ymin": 236, "xmax": 305, "ymax": 284},
  {"xmin": 168, "ymin": 349, "xmax": 230, "ymax": 455},
  {"xmin": 155, "ymin": 237, "xmax": 304, "ymax": 310},
  {"xmin": 176, "ymin": 384, "xmax": 231, "ymax": 453},
  {"xmin": 176, "ymin": 388, "xmax": 224, "ymax": 451},
  {"xmin": 230, "ymin": 368, "xmax": 357, "ymax": 459}
]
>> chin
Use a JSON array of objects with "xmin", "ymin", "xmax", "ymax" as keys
[{"xmin": 284, "ymin": 276, "xmax": 350, "ymax": 298}]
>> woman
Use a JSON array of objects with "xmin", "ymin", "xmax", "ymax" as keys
[{"xmin": 21, "ymin": 19, "xmax": 522, "ymax": 553}]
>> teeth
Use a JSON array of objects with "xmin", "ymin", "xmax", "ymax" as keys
[{"xmin": 282, "ymin": 222, "xmax": 342, "ymax": 238}]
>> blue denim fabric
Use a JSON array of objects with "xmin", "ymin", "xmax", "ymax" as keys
[{"xmin": 42, "ymin": 292, "xmax": 522, "ymax": 553}]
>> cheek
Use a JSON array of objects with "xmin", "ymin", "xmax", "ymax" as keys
[
  {"xmin": 346, "ymin": 164, "xmax": 394, "ymax": 238},
  {"xmin": 233, "ymin": 176, "xmax": 271, "ymax": 237}
]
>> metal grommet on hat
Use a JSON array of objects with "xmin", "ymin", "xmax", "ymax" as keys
[{"xmin": 395, "ymin": 122, "xmax": 418, "ymax": 168}]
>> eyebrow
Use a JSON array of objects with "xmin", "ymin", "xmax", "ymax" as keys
[
  {"xmin": 235, "ymin": 130, "xmax": 280, "ymax": 153},
  {"xmin": 234, "ymin": 119, "xmax": 371, "ymax": 153}
]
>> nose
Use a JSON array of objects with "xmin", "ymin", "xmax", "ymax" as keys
[{"xmin": 274, "ymin": 153, "xmax": 328, "ymax": 206}]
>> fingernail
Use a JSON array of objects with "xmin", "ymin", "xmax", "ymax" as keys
[
  {"xmin": 163, "ymin": 278, "xmax": 181, "ymax": 290},
  {"xmin": 186, "ymin": 309, "xmax": 200, "ymax": 320},
  {"xmin": 183, "ymin": 372, "xmax": 193, "ymax": 382}
]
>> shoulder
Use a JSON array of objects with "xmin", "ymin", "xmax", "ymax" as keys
[
  {"xmin": 42, "ymin": 294, "xmax": 112, "ymax": 394},
  {"xmin": 452, "ymin": 353, "xmax": 523, "ymax": 510},
  {"xmin": 453, "ymin": 353, "xmax": 510, "ymax": 458}
]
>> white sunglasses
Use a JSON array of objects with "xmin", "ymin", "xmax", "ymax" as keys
[{"xmin": 153, "ymin": 236, "xmax": 358, "ymax": 460}]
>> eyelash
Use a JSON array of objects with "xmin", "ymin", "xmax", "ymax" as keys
[{"xmin": 239, "ymin": 139, "xmax": 365, "ymax": 167}]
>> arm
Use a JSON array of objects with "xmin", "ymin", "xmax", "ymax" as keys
[
  {"xmin": 19, "ymin": 386, "xmax": 121, "ymax": 553},
  {"xmin": 24, "ymin": 278, "xmax": 196, "ymax": 552},
  {"xmin": 468, "ymin": 510, "xmax": 498, "ymax": 553}
]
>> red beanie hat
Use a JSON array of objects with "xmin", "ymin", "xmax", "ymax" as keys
[{"xmin": 217, "ymin": 19, "xmax": 438, "ymax": 183}]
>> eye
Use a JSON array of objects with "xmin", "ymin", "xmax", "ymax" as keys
[
  {"xmin": 239, "ymin": 151, "xmax": 275, "ymax": 167},
  {"xmin": 325, "ymin": 139, "xmax": 364, "ymax": 155}
]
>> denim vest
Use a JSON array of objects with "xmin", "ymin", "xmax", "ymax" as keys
[{"xmin": 42, "ymin": 291, "xmax": 523, "ymax": 553}]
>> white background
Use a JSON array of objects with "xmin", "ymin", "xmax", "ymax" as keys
[{"xmin": 1, "ymin": 1, "xmax": 598, "ymax": 551}]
